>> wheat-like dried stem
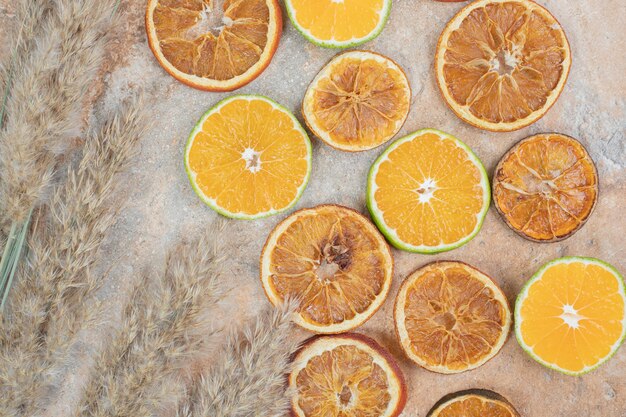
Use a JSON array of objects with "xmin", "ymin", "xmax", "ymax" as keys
[
  {"xmin": 0, "ymin": 0, "xmax": 119, "ymax": 225},
  {"xmin": 179, "ymin": 302, "xmax": 298, "ymax": 417},
  {"xmin": 0, "ymin": 95, "xmax": 147, "ymax": 417},
  {"xmin": 75, "ymin": 227, "xmax": 228, "ymax": 417}
]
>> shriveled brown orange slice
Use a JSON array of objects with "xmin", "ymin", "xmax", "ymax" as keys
[
  {"xmin": 146, "ymin": 0, "xmax": 282, "ymax": 91},
  {"xmin": 493, "ymin": 133, "xmax": 598, "ymax": 242},
  {"xmin": 428, "ymin": 390, "xmax": 520, "ymax": 417},
  {"xmin": 260, "ymin": 205, "xmax": 393, "ymax": 334},
  {"xmin": 289, "ymin": 334, "xmax": 407, "ymax": 417},
  {"xmin": 394, "ymin": 261, "xmax": 511, "ymax": 374},
  {"xmin": 303, "ymin": 51, "xmax": 411, "ymax": 152},
  {"xmin": 435, "ymin": 0, "xmax": 571, "ymax": 131}
]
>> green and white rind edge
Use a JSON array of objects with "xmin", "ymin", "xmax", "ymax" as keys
[
  {"xmin": 184, "ymin": 94, "xmax": 312, "ymax": 220},
  {"xmin": 284, "ymin": 0, "xmax": 392, "ymax": 49},
  {"xmin": 366, "ymin": 128, "xmax": 491, "ymax": 254},
  {"xmin": 515, "ymin": 256, "xmax": 626, "ymax": 376}
]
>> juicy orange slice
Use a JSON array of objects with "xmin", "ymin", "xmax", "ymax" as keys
[
  {"xmin": 303, "ymin": 51, "xmax": 411, "ymax": 152},
  {"xmin": 146, "ymin": 0, "xmax": 282, "ymax": 91},
  {"xmin": 289, "ymin": 334, "xmax": 406, "ymax": 417},
  {"xmin": 493, "ymin": 133, "xmax": 598, "ymax": 242},
  {"xmin": 394, "ymin": 261, "xmax": 511, "ymax": 374},
  {"xmin": 184, "ymin": 95, "xmax": 311, "ymax": 219},
  {"xmin": 367, "ymin": 129, "xmax": 490, "ymax": 253},
  {"xmin": 516, "ymin": 257, "xmax": 626, "ymax": 375},
  {"xmin": 284, "ymin": 0, "xmax": 392, "ymax": 48},
  {"xmin": 260, "ymin": 205, "xmax": 393, "ymax": 333},
  {"xmin": 435, "ymin": 0, "xmax": 571, "ymax": 131},
  {"xmin": 429, "ymin": 390, "xmax": 520, "ymax": 417}
]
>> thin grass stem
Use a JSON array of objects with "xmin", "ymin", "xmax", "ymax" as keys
[{"xmin": 0, "ymin": 211, "xmax": 32, "ymax": 310}]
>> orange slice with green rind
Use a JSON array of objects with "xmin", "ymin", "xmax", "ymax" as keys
[
  {"xmin": 395, "ymin": 261, "xmax": 511, "ymax": 374},
  {"xmin": 185, "ymin": 95, "xmax": 311, "ymax": 219},
  {"xmin": 367, "ymin": 129, "xmax": 490, "ymax": 253},
  {"xmin": 303, "ymin": 50, "xmax": 411, "ymax": 152},
  {"xmin": 284, "ymin": 0, "xmax": 392, "ymax": 48},
  {"xmin": 515, "ymin": 257, "xmax": 626, "ymax": 376},
  {"xmin": 289, "ymin": 334, "xmax": 407, "ymax": 417},
  {"xmin": 435, "ymin": 0, "xmax": 571, "ymax": 131},
  {"xmin": 260, "ymin": 205, "xmax": 393, "ymax": 333}
]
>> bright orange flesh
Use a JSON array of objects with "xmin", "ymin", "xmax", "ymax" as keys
[
  {"xmin": 287, "ymin": 0, "xmax": 386, "ymax": 43},
  {"xmin": 290, "ymin": 335, "xmax": 406, "ymax": 417},
  {"xmin": 186, "ymin": 97, "xmax": 310, "ymax": 218},
  {"xmin": 431, "ymin": 393, "xmax": 519, "ymax": 417},
  {"xmin": 395, "ymin": 262, "xmax": 511, "ymax": 373},
  {"xmin": 303, "ymin": 51, "xmax": 411, "ymax": 152},
  {"xmin": 147, "ymin": 0, "xmax": 281, "ymax": 90},
  {"xmin": 436, "ymin": 0, "xmax": 571, "ymax": 131},
  {"xmin": 370, "ymin": 130, "xmax": 488, "ymax": 252},
  {"xmin": 517, "ymin": 259, "xmax": 626, "ymax": 374},
  {"xmin": 493, "ymin": 134, "xmax": 598, "ymax": 242},
  {"xmin": 261, "ymin": 205, "xmax": 393, "ymax": 333}
]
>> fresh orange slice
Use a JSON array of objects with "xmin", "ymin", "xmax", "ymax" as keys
[
  {"xmin": 516, "ymin": 257, "xmax": 626, "ymax": 376},
  {"xmin": 394, "ymin": 261, "xmax": 511, "ymax": 374},
  {"xmin": 289, "ymin": 334, "xmax": 406, "ymax": 417},
  {"xmin": 428, "ymin": 390, "xmax": 520, "ymax": 417},
  {"xmin": 493, "ymin": 133, "xmax": 598, "ymax": 242},
  {"xmin": 146, "ymin": 0, "xmax": 282, "ymax": 91},
  {"xmin": 284, "ymin": 0, "xmax": 392, "ymax": 48},
  {"xmin": 184, "ymin": 95, "xmax": 311, "ymax": 219},
  {"xmin": 303, "ymin": 51, "xmax": 411, "ymax": 152},
  {"xmin": 435, "ymin": 0, "xmax": 571, "ymax": 131},
  {"xmin": 367, "ymin": 129, "xmax": 490, "ymax": 253},
  {"xmin": 260, "ymin": 205, "xmax": 393, "ymax": 333}
]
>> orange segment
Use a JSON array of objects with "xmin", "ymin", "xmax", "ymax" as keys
[
  {"xmin": 260, "ymin": 205, "xmax": 393, "ymax": 333},
  {"xmin": 435, "ymin": 0, "xmax": 571, "ymax": 131},
  {"xmin": 367, "ymin": 129, "xmax": 490, "ymax": 253},
  {"xmin": 284, "ymin": 0, "xmax": 391, "ymax": 48},
  {"xmin": 493, "ymin": 134, "xmax": 598, "ymax": 242},
  {"xmin": 185, "ymin": 95, "xmax": 311, "ymax": 219},
  {"xmin": 146, "ymin": 0, "xmax": 282, "ymax": 91},
  {"xmin": 429, "ymin": 391, "xmax": 520, "ymax": 417},
  {"xmin": 289, "ymin": 334, "xmax": 406, "ymax": 417},
  {"xmin": 303, "ymin": 51, "xmax": 411, "ymax": 152},
  {"xmin": 516, "ymin": 257, "xmax": 626, "ymax": 375},
  {"xmin": 395, "ymin": 262, "xmax": 511, "ymax": 374}
]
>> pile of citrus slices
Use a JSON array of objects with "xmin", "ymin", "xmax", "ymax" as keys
[{"xmin": 145, "ymin": 0, "xmax": 625, "ymax": 415}]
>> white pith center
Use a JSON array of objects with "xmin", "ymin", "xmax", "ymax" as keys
[
  {"xmin": 490, "ymin": 49, "xmax": 520, "ymax": 76},
  {"xmin": 560, "ymin": 304, "xmax": 584, "ymax": 329},
  {"xmin": 242, "ymin": 148, "xmax": 262, "ymax": 173},
  {"xmin": 185, "ymin": 1, "xmax": 233, "ymax": 40},
  {"xmin": 417, "ymin": 178, "xmax": 437, "ymax": 203}
]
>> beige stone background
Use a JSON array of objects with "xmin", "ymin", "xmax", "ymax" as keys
[{"xmin": 1, "ymin": 0, "xmax": 625, "ymax": 416}]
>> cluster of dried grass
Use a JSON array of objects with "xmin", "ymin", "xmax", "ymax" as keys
[{"xmin": 0, "ymin": 1, "xmax": 301, "ymax": 417}]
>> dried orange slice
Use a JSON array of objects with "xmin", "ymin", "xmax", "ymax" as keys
[
  {"xmin": 516, "ymin": 257, "xmax": 626, "ymax": 376},
  {"xmin": 260, "ymin": 205, "xmax": 393, "ymax": 333},
  {"xmin": 428, "ymin": 390, "xmax": 520, "ymax": 417},
  {"xmin": 284, "ymin": 0, "xmax": 392, "ymax": 48},
  {"xmin": 146, "ymin": 0, "xmax": 282, "ymax": 91},
  {"xmin": 493, "ymin": 133, "xmax": 598, "ymax": 242},
  {"xmin": 394, "ymin": 261, "xmax": 511, "ymax": 374},
  {"xmin": 184, "ymin": 95, "xmax": 311, "ymax": 219},
  {"xmin": 435, "ymin": 0, "xmax": 571, "ymax": 131},
  {"xmin": 303, "ymin": 51, "xmax": 411, "ymax": 152},
  {"xmin": 289, "ymin": 334, "xmax": 406, "ymax": 417},
  {"xmin": 367, "ymin": 129, "xmax": 490, "ymax": 253}
]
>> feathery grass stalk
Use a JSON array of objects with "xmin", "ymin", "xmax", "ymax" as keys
[
  {"xmin": 179, "ymin": 302, "xmax": 298, "ymax": 417},
  {"xmin": 0, "ymin": 0, "xmax": 121, "ymax": 310},
  {"xmin": 75, "ymin": 227, "xmax": 227, "ymax": 417},
  {"xmin": 0, "ymin": 95, "xmax": 147, "ymax": 417}
]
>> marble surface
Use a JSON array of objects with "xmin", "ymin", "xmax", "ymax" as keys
[{"xmin": 1, "ymin": 1, "xmax": 625, "ymax": 416}]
